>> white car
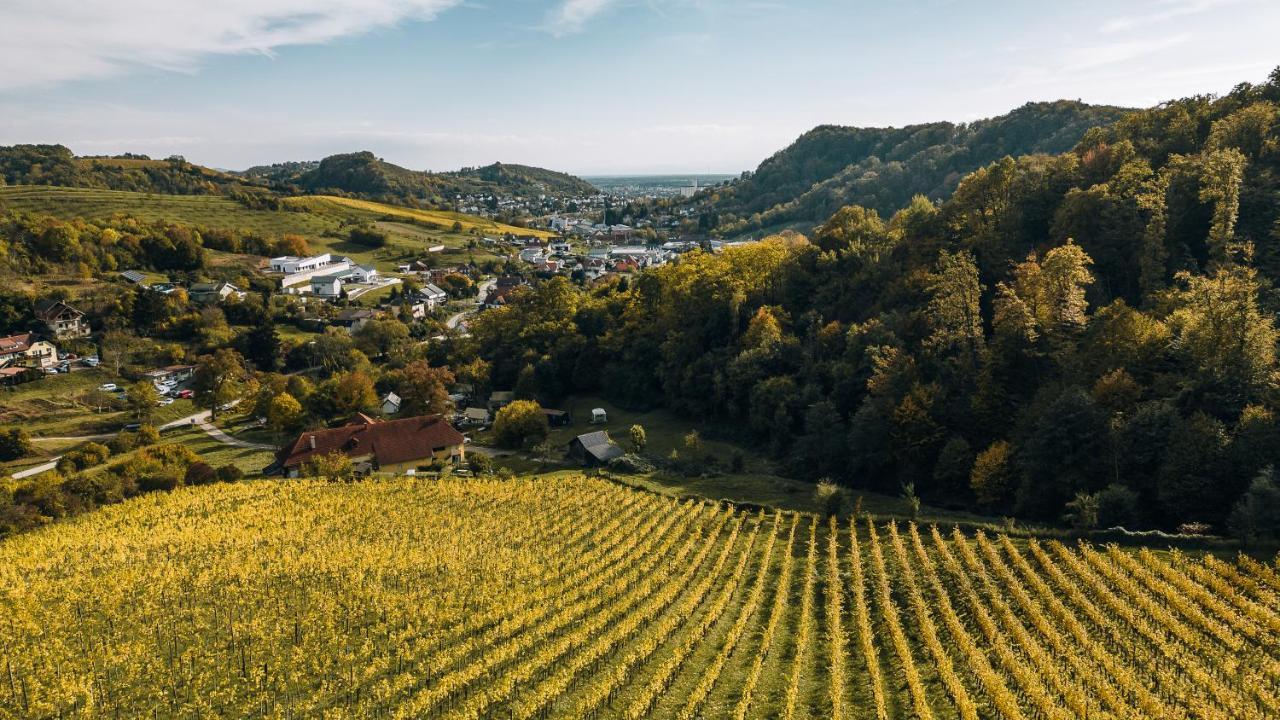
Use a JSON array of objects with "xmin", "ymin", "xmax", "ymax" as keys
[
  {"xmin": 157, "ymin": 398, "xmax": 175, "ymax": 406},
  {"xmin": 98, "ymin": 383, "xmax": 118, "ymax": 392}
]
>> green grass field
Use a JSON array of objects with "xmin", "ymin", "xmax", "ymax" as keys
[{"xmin": 0, "ymin": 368, "xmax": 198, "ymax": 439}]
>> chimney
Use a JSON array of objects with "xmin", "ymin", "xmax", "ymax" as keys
[{"xmin": 308, "ymin": 435, "xmax": 316, "ymax": 450}]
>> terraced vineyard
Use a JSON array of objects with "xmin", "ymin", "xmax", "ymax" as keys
[{"xmin": 3, "ymin": 475, "xmax": 1279, "ymax": 719}]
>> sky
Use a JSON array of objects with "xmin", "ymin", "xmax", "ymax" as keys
[{"xmin": 0, "ymin": 0, "xmax": 1276, "ymax": 175}]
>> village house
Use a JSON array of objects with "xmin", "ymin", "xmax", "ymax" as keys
[
  {"xmin": 34, "ymin": 300, "xmax": 90, "ymax": 340},
  {"xmin": 189, "ymin": 281, "xmax": 245, "ymax": 304},
  {"xmin": 142, "ymin": 364, "xmax": 196, "ymax": 385},
  {"xmin": 487, "ymin": 391, "xmax": 515, "ymax": 412},
  {"xmin": 0, "ymin": 333, "xmax": 58, "ymax": 368},
  {"xmin": 272, "ymin": 414, "xmax": 466, "ymax": 477},
  {"xmin": 333, "ymin": 308, "xmax": 380, "ymax": 332},
  {"xmin": 309, "ymin": 265, "xmax": 380, "ymax": 298},
  {"xmin": 459, "ymin": 406, "xmax": 490, "ymax": 427},
  {"xmin": 418, "ymin": 283, "xmax": 449, "ymax": 309}
]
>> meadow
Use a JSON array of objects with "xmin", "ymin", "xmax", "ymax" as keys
[{"xmin": 3, "ymin": 474, "xmax": 1278, "ymax": 719}]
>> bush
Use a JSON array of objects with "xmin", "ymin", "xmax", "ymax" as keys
[
  {"xmin": 468, "ymin": 453, "xmax": 495, "ymax": 476},
  {"xmin": 57, "ymin": 442, "xmax": 112, "ymax": 473},
  {"xmin": 184, "ymin": 462, "xmax": 217, "ymax": 486},
  {"xmin": 216, "ymin": 464, "xmax": 244, "ymax": 483},
  {"xmin": 815, "ymin": 478, "xmax": 845, "ymax": 517},
  {"xmin": 1096, "ymin": 483, "xmax": 1140, "ymax": 527},
  {"xmin": 137, "ymin": 424, "xmax": 160, "ymax": 446},
  {"xmin": 608, "ymin": 453, "xmax": 655, "ymax": 474},
  {"xmin": 108, "ymin": 432, "xmax": 139, "ymax": 455},
  {"xmin": 492, "ymin": 400, "xmax": 549, "ymax": 448},
  {"xmin": 348, "ymin": 226, "xmax": 388, "ymax": 247},
  {"xmin": 136, "ymin": 468, "xmax": 181, "ymax": 492},
  {"xmin": 0, "ymin": 427, "xmax": 32, "ymax": 461}
]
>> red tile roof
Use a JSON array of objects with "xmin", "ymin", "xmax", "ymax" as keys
[
  {"xmin": 0, "ymin": 333, "xmax": 33, "ymax": 355},
  {"xmin": 277, "ymin": 414, "xmax": 465, "ymax": 470}
]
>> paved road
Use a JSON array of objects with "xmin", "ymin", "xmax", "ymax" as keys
[{"xmin": 446, "ymin": 278, "xmax": 495, "ymax": 331}]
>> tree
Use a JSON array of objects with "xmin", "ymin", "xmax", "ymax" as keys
[
  {"xmin": 0, "ymin": 427, "xmax": 32, "ymax": 461},
  {"xmin": 353, "ymin": 318, "xmax": 410, "ymax": 359},
  {"xmin": 1228, "ymin": 467, "xmax": 1280, "ymax": 544},
  {"xmin": 100, "ymin": 330, "xmax": 144, "ymax": 375},
  {"xmin": 925, "ymin": 249, "xmax": 985, "ymax": 372},
  {"xmin": 629, "ymin": 424, "xmax": 647, "ymax": 453},
  {"xmin": 330, "ymin": 371, "xmax": 378, "ymax": 418},
  {"xmin": 192, "ymin": 348, "xmax": 251, "ymax": 421},
  {"xmin": 492, "ymin": 400, "xmax": 548, "ymax": 448},
  {"xmin": 1063, "ymin": 491, "xmax": 1100, "ymax": 531},
  {"xmin": 390, "ymin": 361, "xmax": 455, "ymax": 416},
  {"xmin": 971, "ymin": 440, "xmax": 1015, "ymax": 509},
  {"xmin": 266, "ymin": 393, "xmax": 303, "ymax": 441},
  {"xmin": 1169, "ymin": 265, "xmax": 1276, "ymax": 406},
  {"xmin": 1197, "ymin": 148, "xmax": 1247, "ymax": 263},
  {"xmin": 242, "ymin": 323, "xmax": 283, "ymax": 372},
  {"xmin": 814, "ymin": 478, "xmax": 845, "ymax": 517},
  {"xmin": 126, "ymin": 381, "xmax": 159, "ymax": 421}
]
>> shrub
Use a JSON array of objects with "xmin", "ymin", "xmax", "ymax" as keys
[
  {"xmin": 970, "ymin": 440, "xmax": 1015, "ymax": 509},
  {"xmin": 629, "ymin": 424, "xmax": 646, "ymax": 452},
  {"xmin": 608, "ymin": 453, "xmax": 655, "ymax": 474},
  {"xmin": 216, "ymin": 465, "xmax": 244, "ymax": 483},
  {"xmin": 348, "ymin": 226, "xmax": 388, "ymax": 247},
  {"xmin": 108, "ymin": 432, "xmax": 139, "ymax": 455},
  {"xmin": 57, "ymin": 442, "xmax": 112, "ymax": 473},
  {"xmin": 468, "ymin": 453, "xmax": 495, "ymax": 476},
  {"xmin": 136, "ymin": 468, "xmax": 181, "ymax": 492},
  {"xmin": 1096, "ymin": 483, "xmax": 1140, "ymax": 527},
  {"xmin": 137, "ymin": 424, "xmax": 160, "ymax": 446},
  {"xmin": 184, "ymin": 462, "xmax": 217, "ymax": 486},
  {"xmin": 815, "ymin": 478, "xmax": 845, "ymax": 517},
  {"xmin": 0, "ymin": 427, "xmax": 32, "ymax": 461}
]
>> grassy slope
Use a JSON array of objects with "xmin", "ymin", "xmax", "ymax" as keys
[{"xmin": 0, "ymin": 186, "xmax": 528, "ymax": 271}]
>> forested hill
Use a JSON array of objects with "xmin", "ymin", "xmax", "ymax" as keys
[
  {"xmin": 264, "ymin": 152, "xmax": 598, "ymax": 203},
  {"xmin": 698, "ymin": 100, "xmax": 1130, "ymax": 235},
  {"xmin": 469, "ymin": 68, "xmax": 1280, "ymax": 535},
  {"xmin": 0, "ymin": 144, "xmax": 273, "ymax": 199},
  {"xmin": 0, "ymin": 145, "xmax": 597, "ymax": 208}
]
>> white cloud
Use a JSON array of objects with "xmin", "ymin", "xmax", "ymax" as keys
[
  {"xmin": 1065, "ymin": 33, "xmax": 1192, "ymax": 71},
  {"xmin": 0, "ymin": 0, "xmax": 460, "ymax": 91},
  {"xmin": 545, "ymin": 0, "xmax": 621, "ymax": 35},
  {"xmin": 1102, "ymin": 0, "xmax": 1248, "ymax": 33}
]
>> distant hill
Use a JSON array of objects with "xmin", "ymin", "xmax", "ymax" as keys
[
  {"xmin": 0, "ymin": 145, "xmax": 596, "ymax": 210},
  {"xmin": 258, "ymin": 151, "xmax": 598, "ymax": 204},
  {"xmin": 0, "ymin": 144, "xmax": 273, "ymax": 199},
  {"xmin": 699, "ymin": 100, "xmax": 1131, "ymax": 235}
]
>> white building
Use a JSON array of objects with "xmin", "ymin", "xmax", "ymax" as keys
[{"xmin": 270, "ymin": 254, "xmax": 332, "ymax": 274}]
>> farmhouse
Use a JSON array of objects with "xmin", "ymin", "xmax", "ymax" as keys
[
  {"xmin": 34, "ymin": 300, "xmax": 89, "ymax": 339},
  {"xmin": 273, "ymin": 414, "xmax": 466, "ymax": 477},
  {"xmin": 142, "ymin": 364, "xmax": 196, "ymax": 385},
  {"xmin": 567, "ymin": 431, "xmax": 624, "ymax": 467},
  {"xmin": 333, "ymin": 308, "xmax": 380, "ymax": 331}
]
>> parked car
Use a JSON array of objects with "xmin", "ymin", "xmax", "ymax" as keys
[
  {"xmin": 44, "ymin": 367, "xmax": 60, "ymax": 375},
  {"xmin": 158, "ymin": 398, "xmax": 175, "ymax": 406},
  {"xmin": 177, "ymin": 390, "xmax": 194, "ymax": 399},
  {"xmin": 98, "ymin": 383, "xmax": 118, "ymax": 392},
  {"xmin": 84, "ymin": 357, "xmax": 100, "ymax": 367}
]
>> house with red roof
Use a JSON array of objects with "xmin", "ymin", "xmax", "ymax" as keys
[{"xmin": 272, "ymin": 413, "xmax": 466, "ymax": 477}]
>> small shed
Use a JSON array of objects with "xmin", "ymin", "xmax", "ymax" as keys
[
  {"xmin": 542, "ymin": 408, "xmax": 572, "ymax": 427},
  {"xmin": 568, "ymin": 431, "xmax": 624, "ymax": 467},
  {"xmin": 591, "ymin": 408, "xmax": 608, "ymax": 424}
]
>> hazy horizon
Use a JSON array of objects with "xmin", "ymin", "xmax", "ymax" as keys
[{"xmin": 1, "ymin": 1, "xmax": 1277, "ymax": 175}]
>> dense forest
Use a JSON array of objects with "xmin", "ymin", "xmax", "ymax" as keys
[
  {"xmin": 462, "ymin": 69, "xmax": 1280, "ymax": 533},
  {"xmin": 693, "ymin": 101, "xmax": 1130, "ymax": 236},
  {"xmin": 0, "ymin": 145, "xmax": 597, "ymax": 208},
  {"xmin": 249, "ymin": 152, "xmax": 598, "ymax": 205}
]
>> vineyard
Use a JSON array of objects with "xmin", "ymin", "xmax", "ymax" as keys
[{"xmin": 3, "ymin": 475, "xmax": 1280, "ymax": 719}]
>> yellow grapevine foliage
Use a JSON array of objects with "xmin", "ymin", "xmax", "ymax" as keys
[{"xmin": 3, "ymin": 475, "xmax": 1280, "ymax": 719}]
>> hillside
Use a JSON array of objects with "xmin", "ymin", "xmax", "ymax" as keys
[
  {"xmin": 265, "ymin": 151, "xmax": 597, "ymax": 203},
  {"xmin": 465, "ymin": 69, "xmax": 1280, "ymax": 534},
  {"xmin": 0, "ymin": 144, "xmax": 273, "ymax": 199},
  {"xmin": 697, "ymin": 100, "xmax": 1130, "ymax": 235},
  {"xmin": 5, "ymin": 474, "xmax": 1275, "ymax": 719}
]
